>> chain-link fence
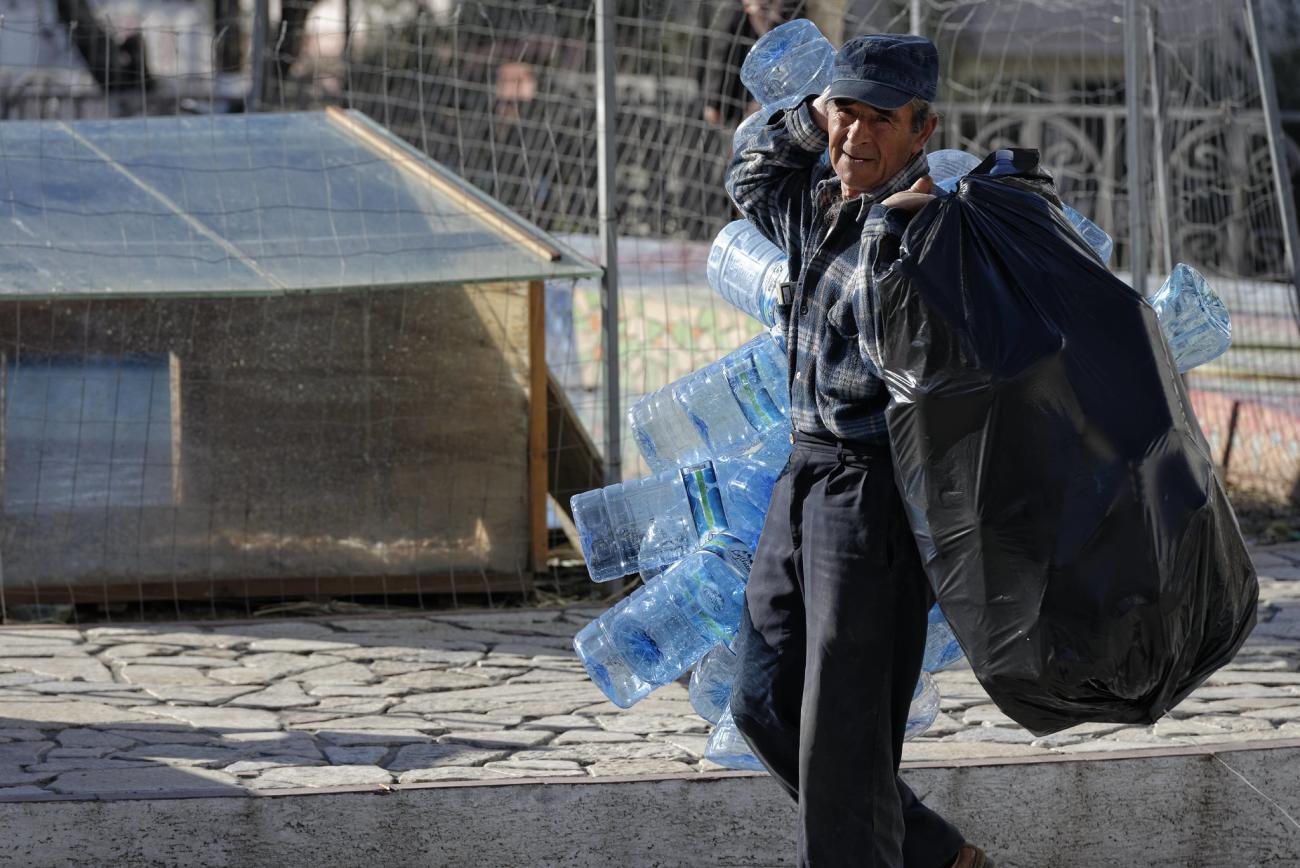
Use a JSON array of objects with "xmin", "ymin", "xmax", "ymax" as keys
[{"xmin": 0, "ymin": 0, "xmax": 1297, "ymax": 620}]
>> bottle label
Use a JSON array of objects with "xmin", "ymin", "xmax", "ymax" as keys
[
  {"xmin": 724, "ymin": 352, "xmax": 783, "ymax": 433},
  {"xmin": 700, "ymin": 532, "xmax": 754, "ymax": 576},
  {"xmin": 682, "ymin": 463, "xmax": 727, "ymax": 536}
]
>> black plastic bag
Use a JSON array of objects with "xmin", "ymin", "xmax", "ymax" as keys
[{"xmin": 872, "ymin": 149, "xmax": 1259, "ymax": 735}]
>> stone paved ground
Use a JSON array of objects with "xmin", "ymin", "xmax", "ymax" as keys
[{"xmin": 0, "ymin": 543, "xmax": 1296, "ymax": 798}]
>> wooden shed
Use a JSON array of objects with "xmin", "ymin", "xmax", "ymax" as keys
[{"xmin": 0, "ymin": 109, "xmax": 602, "ymax": 603}]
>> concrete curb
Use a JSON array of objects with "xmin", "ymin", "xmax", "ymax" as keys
[{"xmin": 2, "ymin": 741, "xmax": 1298, "ymax": 867}]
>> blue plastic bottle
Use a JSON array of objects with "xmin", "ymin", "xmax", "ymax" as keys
[
  {"xmin": 905, "ymin": 672, "xmax": 941, "ymax": 741},
  {"xmin": 572, "ymin": 449, "xmax": 782, "ymax": 582},
  {"xmin": 608, "ymin": 533, "xmax": 753, "ymax": 685},
  {"xmin": 706, "ymin": 221, "xmax": 788, "ymax": 328},
  {"xmin": 704, "ymin": 702, "xmax": 766, "ymax": 771},
  {"xmin": 739, "ymin": 19, "xmax": 835, "ymax": 112},
  {"xmin": 932, "ymin": 150, "xmax": 1114, "ymax": 263},
  {"xmin": 1148, "ymin": 263, "xmax": 1232, "ymax": 372},
  {"xmin": 731, "ymin": 19, "xmax": 835, "ymax": 155},
  {"xmin": 573, "ymin": 608, "xmax": 655, "ymax": 708},
  {"xmin": 926, "ymin": 148, "xmax": 981, "ymax": 184},
  {"xmin": 922, "ymin": 604, "xmax": 965, "ymax": 672},
  {"xmin": 705, "ymin": 673, "xmax": 942, "ymax": 766},
  {"xmin": 689, "ymin": 642, "xmax": 738, "ymax": 725},
  {"xmin": 629, "ymin": 332, "xmax": 790, "ymax": 473}
]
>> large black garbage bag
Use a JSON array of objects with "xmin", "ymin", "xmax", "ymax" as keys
[{"xmin": 872, "ymin": 149, "xmax": 1259, "ymax": 736}]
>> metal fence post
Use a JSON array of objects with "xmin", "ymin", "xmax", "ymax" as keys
[
  {"xmin": 1245, "ymin": 0, "xmax": 1300, "ymax": 310},
  {"xmin": 595, "ymin": 0, "xmax": 622, "ymax": 485},
  {"xmin": 1145, "ymin": 4, "xmax": 1175, "ymax": 274},
  {"xmin": 910, "ymin": 0, "xmax": 923, "ymax": 37},
  {"xmin": 249, "ymin": 0, "xmax": 268, "ymax": 112},
  {"xmin": 1124, "ymin": 0, "xmax": 1148, "ymax": 294}
]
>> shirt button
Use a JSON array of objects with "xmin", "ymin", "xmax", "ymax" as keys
[{"xmin": 799, "ymin": 304, "xmax": 809, "ymax": 316}]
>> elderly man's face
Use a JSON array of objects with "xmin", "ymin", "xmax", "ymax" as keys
[{"xmin": 828, "ymin": 98, "xmax": 935, "ymax": 198}]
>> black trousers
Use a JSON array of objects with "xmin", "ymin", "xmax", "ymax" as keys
[{"xmin": 732, "ymin": 431, "xmax": 965, "ymax": 868}]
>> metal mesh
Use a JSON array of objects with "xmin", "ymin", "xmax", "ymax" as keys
[{"xmin": 0, "ymin": 0, "xmax": 1296, "ymax": 619}]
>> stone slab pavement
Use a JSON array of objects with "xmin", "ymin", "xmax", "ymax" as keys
[{"xmin": 0, "ymin": 543, "xmax": 1295, "ymax": 799}]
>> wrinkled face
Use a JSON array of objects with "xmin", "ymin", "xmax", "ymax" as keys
[{"xmin": 828, "ymin": 98, "xmax": 934, "ymax": 198}]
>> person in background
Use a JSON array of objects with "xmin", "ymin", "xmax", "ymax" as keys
[
  {"xmin": 724, "ymin": 33, "xmax": 992, "ymax": 868},
  {"xmin": 701, "ymin": 0, "xmax": 798, "ymax": 126}
]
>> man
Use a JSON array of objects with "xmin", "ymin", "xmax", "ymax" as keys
[{"xmin": 724, "ymin": 34, "xmax": 991, "ymax": 868}]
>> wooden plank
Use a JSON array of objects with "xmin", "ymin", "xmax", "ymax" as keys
[
  {"xmin": 547, "ymin": 370, "xmax": 605, "ymax": 521},
  {"xmin": 0, "ymin": 573, "xmax": 530, "ymax": 605},
  {"xmin": 528, "ymin": 280, "xmax": 548, "ymax": 573},
  {"xmin": 169, "ymin": 351, "xmax": 183, "ymax": 505},
  {"xmin": 324, "ymin": 107, "xmax": 560, "ymax": 263}
]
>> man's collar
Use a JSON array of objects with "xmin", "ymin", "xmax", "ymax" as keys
[{"xmin": 815, "ymin": 151, "xmax": 932, "ymax": 219}]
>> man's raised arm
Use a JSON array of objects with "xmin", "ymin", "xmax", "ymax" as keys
[{"xmin": 724, "ymin": 95, "xmax": 830, "ymax": 254}]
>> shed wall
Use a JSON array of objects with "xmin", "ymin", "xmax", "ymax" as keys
[{"xmin": 0, "ymin": 282, "xmax": 533, "ymax": 595}]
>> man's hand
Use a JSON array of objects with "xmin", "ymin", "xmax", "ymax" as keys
[
  {"xmin": 810, "ymin": 91, "xmax": 829, "ymax": 133},
  {"xmin": 881, "ymin": 175, "xmax": 936, "ymax": 213}
]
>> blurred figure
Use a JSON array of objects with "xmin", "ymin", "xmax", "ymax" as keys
[
  {"xmin": 701, "ymin": 0, "xmax": 797, "ymax": 126},
  {"xmin": 495, "ymin": 61, "xmax": 537, "ymax": 121}
]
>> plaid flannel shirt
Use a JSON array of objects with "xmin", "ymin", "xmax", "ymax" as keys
[{"xmin": 725, "ymin": 99, "xmax": 929, "ymax": 444}]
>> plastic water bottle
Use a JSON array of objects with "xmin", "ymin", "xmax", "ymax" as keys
[
  {"xmin": 922, "ymin": 604, "xmax": 964, "ymax": 672},
  {"xmin": 629, "ymin": 332, "xmax": 790, "ymax": 473},
  {"xmin": 926, "ymin": 148, "xmax": 981, "ymax": 184},
  {"xmin": 573, "ymin": 608, "xmax": 655, "ymax": 708},
  {"xmin": 608, "ymin": 533, "xmax": 753, "ymax": 685},
  {"xmin": 1148, "ymin": 263, "xmax": 1232, "ymax": 373},
  {"xmin": 905, "ymin": 672, "xmax": 941, "ymax": 741},
  {"xmin": 731, "ymin": 19, "xmax": 835, "ymax": 155},
  {"xmin": 707, "ymin": 221, "xmax": 788, "ymax": 328},
  {"xmin": 572, "ymin": 448, "xmax": 782, "ymax": 582},
  {"xmin": 704, "ymin": 677, "xmax": 939, "ymax": 764},
  {"xmin": 629, "ymin": 387, "xmax": 708, "ymax": 472},
  {"xmin": 1062, "ymin": 204, "xmax": 1114, "ymax": 264},
  {"xmin": 689, "ymin": 642, "xmax": 738, "ymax": 725},
  {"xmin": 934, "ymin": 153, "xmax": 1114, "ymax": 263},
  {"xmin": 704, "ymin": 702, "xmax": 765, "ymax": 771},
  {"xmin": 739, "ymin": 19, "xmax": 835, "ymax": 114}
]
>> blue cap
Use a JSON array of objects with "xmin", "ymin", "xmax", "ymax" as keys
[{"xmin": 824, "ymin": 34, "xmax": 939, "ymax": 110}]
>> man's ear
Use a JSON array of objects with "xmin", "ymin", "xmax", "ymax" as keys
[{"xmin": 916, "ymin": 114, "xmax": 939, "ymax": 149}]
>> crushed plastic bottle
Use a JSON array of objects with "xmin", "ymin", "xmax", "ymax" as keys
[
  {"xmin": 629, "ymin": 332, "xmax": 790, "ymax": 473},
  {"xmin": 739, "ymin": 19, "xmax": 835, "ymax": 113},
  {"xmin": 607, "ymin": 533, "xmax": 753, "ymax": 685},
  {"xmin": 1148, "ymin": 262, "xmax": 1232, "ymax": 373},
  {"xmin": 707, "ymin": 221, "xmax": 788, "ymax": 328},
  {"xmin": 905, "ymin": 672, "xmax": 941, "ymax": 741},
  {"xmin": 689, "ymin": 642, "xmax": 738, "ymax": 725},
  {"xmin": 922, "ymin": 604, "xmax": 964, "ymax": 673},
  {"xmin": 704, "ymin": 702, "xmax": 766, "ymax": 771}
]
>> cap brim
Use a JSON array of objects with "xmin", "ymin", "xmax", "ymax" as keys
[{"xmin": 823, "ymin": 79, "xmax": 914, "ymax": 111}]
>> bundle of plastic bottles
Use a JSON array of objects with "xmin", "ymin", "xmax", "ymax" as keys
[{"xmin": 570, "ymin": 18, "xmax": 1234, "ymax": 772}]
